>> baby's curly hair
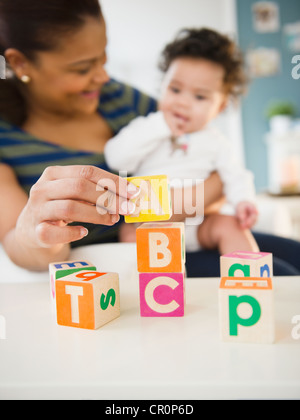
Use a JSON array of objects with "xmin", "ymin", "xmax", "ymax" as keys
[{"xmin": 159, "ymin": 28, "xmax": 248, "ymax": 99}]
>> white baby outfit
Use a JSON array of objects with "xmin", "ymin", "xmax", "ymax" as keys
[{"xmin": 105, "ymin": 111, "xmax": 256, "ymax": 251}]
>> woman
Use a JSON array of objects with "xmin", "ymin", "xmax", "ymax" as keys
[{"xmin": 0, "ymin": 0, "xmax": 299, "ymax": 275}]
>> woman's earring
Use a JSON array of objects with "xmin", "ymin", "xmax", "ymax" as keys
[{"xmin": 20, "ymin": 75, "xmax": 31, "ymax": 84}]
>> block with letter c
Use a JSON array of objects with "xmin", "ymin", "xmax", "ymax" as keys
[{"xmin": 139, "ymin": 272, "xmax": 185, "ymax": 317}]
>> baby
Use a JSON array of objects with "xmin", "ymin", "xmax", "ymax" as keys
[{"xmin": 105, "ymin": 28, "xmax": 259, "ymax": 255}]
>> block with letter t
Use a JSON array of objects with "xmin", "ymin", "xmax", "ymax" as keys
[
  {"xmin": 219, "ymin": 277, "xmax": 275, "ymax": 344},
  {"xmin": 55, "ymin": 271, "xmax": 120, "ymax": 330},
  {"xmin": 220, "ymin": 251, "xmax": 273, "ymax": 279},
  {"xmin": 49, "ymin": 260, "xmax": 97, "ymax": 309}
]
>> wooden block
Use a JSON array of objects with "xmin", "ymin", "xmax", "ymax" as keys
[
  {"xmin": 219, "ymin": 277, "xmax": 275, "ymax": 344},
  {"xmin": 55, "ymin": 271, "xmax": 120, "ymax": 330},
  {"xmin": 139, "ymin": 272, "xmax": 185, "ymax": 317},
  {"xmin": 220, "ymin": 251, "xmax": 273, "ymax": 278},
  {"xmin": 49, "ymin": 260, "xmax": 96, "ymax": 309},
  {"xmin": 125, "ymin": 175, "xmax": 172, "ymax": 223},
  {"xmin": 136, "ymin": 222, "xmax": 185, "ymax": 273}
]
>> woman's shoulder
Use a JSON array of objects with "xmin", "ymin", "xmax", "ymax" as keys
[{"xmin": 99, "ymin": 78, "xmax": 158, "ymax": 134}]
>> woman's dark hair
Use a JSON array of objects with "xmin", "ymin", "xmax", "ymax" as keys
[
  {"xmin": 0, "ymin": 0, "xmax": 102, "ymax": 126},
  {"xmin": 159, "ymin": 28, "xmax": 248, "ymax": 99}
]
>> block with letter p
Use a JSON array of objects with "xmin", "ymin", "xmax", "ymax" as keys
[
  {"xmin": 55, "ymin": 271, "xmax": 120, "ymax": 330},
  {"xmin": 220, "ymin": 251, "xmax": 273, "ymax": 278},
  {"xmin": 136, "ymin": 223, "xmax": 185, "ymax": 273},
  {"xmin": 219, "ymin": 277, "xmax": 275, "ymax": 344}
]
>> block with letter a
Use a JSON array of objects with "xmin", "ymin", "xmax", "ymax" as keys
[
  {"xmin": 136, "ymin": 222, "xmax": 186, "ymax": 317},
  {"xmin": 220, "ymin": 251, "xmax": 273, "ymax": 278},
  {"xmin": 55, "ymin": 271, "xmax": 120, "ymax": 330},
  {"xmin": 219, "ymin": 277, "xmax": 275, "ymax": 344}
]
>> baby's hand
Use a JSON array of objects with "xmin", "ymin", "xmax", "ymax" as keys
[{"xmin": 236, "ymin": 201, "xmax": 259, "ymax": 229}]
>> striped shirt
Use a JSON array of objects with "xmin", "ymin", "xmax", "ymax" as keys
[{"xmin": 0, "ymin": 78, "xmax": 157, "ymax": 247}]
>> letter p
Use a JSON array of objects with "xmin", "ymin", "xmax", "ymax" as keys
[{"xmin": 229, "ymin": 295, "xmax": 261, "ymax": 336}]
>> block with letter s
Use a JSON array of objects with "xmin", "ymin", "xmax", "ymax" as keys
[{"xmin": 55, "ymin": 271, "xmax": 120, "ymax": 330}]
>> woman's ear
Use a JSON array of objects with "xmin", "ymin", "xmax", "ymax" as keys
[{"xmin": 4, "ymin": 48, "xmax": 32, "ymax": 81}]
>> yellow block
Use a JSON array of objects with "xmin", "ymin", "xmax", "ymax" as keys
[{"xmin": 125, "ymin": 175, "xmax": 172, "ymax": 223}]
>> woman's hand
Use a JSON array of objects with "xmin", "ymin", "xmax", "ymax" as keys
[{"xmin": 15, "ymin": 165, "xmax": 140, "ymax": 249}]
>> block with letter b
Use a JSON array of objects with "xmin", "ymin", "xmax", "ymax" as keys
[
  {"xmin": 55, "ymin": 271, "xmax": 120, "ymax": 330},
  {"xmin": 219, "ymin": 277, "xmax": 275, "ymax": 344},
  {"xmin": 125, "ymin": 175, "xmax": 172, "ymax": 223},
  {"xmin": 136, "ymin": 222, "xmax": 185, "ymax": 273},
  {"xmin": 139, "ymin": 272, "xmax": 185, "ymax": 317},
  {"xmin": 220, "ymin": 251, "xmax": 273, "ymax": 278},
  {"xmin": 49, "ymin": 260, "xmax": 97, "ymax": 309}
]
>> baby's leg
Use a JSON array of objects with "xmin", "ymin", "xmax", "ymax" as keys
[
  {"xmin": 119, "ymin": 222, "xmax": 138, "ymax": 243},
  {"xmin": 197, "ymin": 214, "xmax": 259, "ymax": 255}
]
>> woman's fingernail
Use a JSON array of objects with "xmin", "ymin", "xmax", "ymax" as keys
[
  {"xmin": 128, "ymin": 183, "xmax": 141, "ymax": 199},
  {"xmin": 111, "ymin": 214, "xmax": 120, "ymax": 224},
  {"xmin": 121, "ymin": 200, "xmax": 136, "ymax": 215},
  {"xmin": 80, "ymin": 228, "xmax": 89, "ymax": 237}
]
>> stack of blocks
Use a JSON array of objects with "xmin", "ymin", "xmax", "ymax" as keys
[
  {"xmin": 219, "ymin": 251, "xmax": 275, "ymax": 344},
  {"xmin": 50, "ymin": 260, "xmax": 120, "ymax": 330},
  {"xmin": 126, "ymin": 175, "xmax": 186, "ymax": 317}
]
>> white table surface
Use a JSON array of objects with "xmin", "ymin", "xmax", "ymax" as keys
[{"xmin": 0, "ymin": 244, "xmax": 300, "ymax": 400}]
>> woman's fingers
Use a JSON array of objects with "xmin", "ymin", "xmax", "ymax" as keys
[
  {"xmin": 36, "ymin": 222, "xmax": 89, "ymax": 247},
  {"xmin": 36, "ymin": 177, "xmax": 136, "ymax": 216},
  {"xmin": 39, "ymin": 165, "xmax": 141, "ymax": 199},
  {"xmin": 41, "ymin": 199, "xmax": 121, "ymax": 226}
]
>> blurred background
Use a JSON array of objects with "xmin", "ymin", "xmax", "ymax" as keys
[{"xmin": 101, "ymin": 0, "xmax": 300, "ymax": 240}]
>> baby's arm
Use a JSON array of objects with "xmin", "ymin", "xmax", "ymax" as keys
[
  {"xmin": 215, "ymin": 136, "xmax": 258, "ymax": 224},
  {"xmin": 104, "ymin": 111, "xmax": 172, "ymax": 174}
]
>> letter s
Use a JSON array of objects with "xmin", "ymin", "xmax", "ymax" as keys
[
  {"xmin": 292, "ymin": 55, "xmax": 300, "ymax": 80},
  {"xmin": 100, "ymin": 289, "xmax": 116, "ymax": 310}
]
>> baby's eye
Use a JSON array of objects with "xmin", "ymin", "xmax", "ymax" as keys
[
  {"xmin": 170, "ymin": 86, "xmax": 180, "ymax": 94},
  {"xmin": 195, "ymin": 95, "xmax": 206, "ymax": 100}
]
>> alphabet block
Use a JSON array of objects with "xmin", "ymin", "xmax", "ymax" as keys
[
  {"xmin": 55, "ymin": 271, "xmax": 120, "ymax": 330},
  {"xmin": 49, "ymin": 260, "xmax": 96, "ymax": 309},
  {"xmin": 136, "ymin": 223, "xmax": 185, "ymax": 273},
  {"xmin": 219, "ymin": 277, "xmax": 275, "ymax": 344},
  {"xmin": 139, "ymin": 272, "xmax": 185, "ymax": 317},
  {"xmin": 125, "ymin": 175, "xmax": 172, "ymax": 223},
  {"xmin": 220, "ymin": 251, "xmax": 273, "ymax": 278}
]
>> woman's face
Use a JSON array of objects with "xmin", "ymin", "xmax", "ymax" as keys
[{"xmin": 25, "ymin": 17, "xmax": 109, "ymax": 117}]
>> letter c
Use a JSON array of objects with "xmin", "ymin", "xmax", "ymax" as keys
[{"xmin": 145, "ymin": 276, "xmax": 180, "ymax": 314}]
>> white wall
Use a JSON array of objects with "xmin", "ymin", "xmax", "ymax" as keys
[{"xmin": 100, "ymin": 0, "xmax": 245, "ymax": 163}]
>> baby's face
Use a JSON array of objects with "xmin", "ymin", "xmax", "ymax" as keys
[{"xmin": 160, "ymin": 57, "xmax": 228, "ymax": 135}]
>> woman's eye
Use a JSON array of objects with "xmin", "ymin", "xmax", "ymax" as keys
[{"xmin": 76, "ymin": 68, "xmax": 91, "ymax": 75}]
